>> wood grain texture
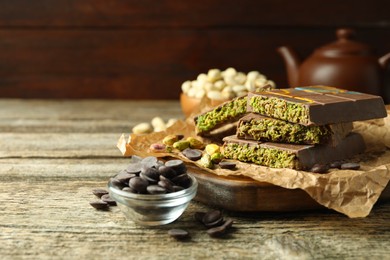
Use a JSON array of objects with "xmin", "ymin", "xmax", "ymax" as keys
[
  {"xmin": 0, "ymin": 99, "xmax": 389, "ymax": 259},
  {"xmin": 0, "ymin": 1, "xmax": 389, "ymax": 99}
]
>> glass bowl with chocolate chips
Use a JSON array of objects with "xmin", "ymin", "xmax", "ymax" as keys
[{"xmin": 108, "ymin": 156, "xmax": 198, "ymax": 226}]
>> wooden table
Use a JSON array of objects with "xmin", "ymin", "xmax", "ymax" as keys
[{"xmin": 1, "ymin": 99, "xmax": 389, "ymax": 259}]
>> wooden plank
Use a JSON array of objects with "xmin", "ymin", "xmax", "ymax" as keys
[
  {"xmin": 0, "ymin": 0, "xmax": 388, "ymax": 28},
  {"xmin": 0, "ymin": 28, "xmax": 389, "ymax": 99},
  {"xmin": 0, "ymin": 158, "xmax": 389, "ymax": 259},
  {"xmin": 0, "ymin": 133, "xmax": 122, "ymax": 158},
  {"xmin": 0, "ymin": 99, "xmax": 183, "ymax": 132}
]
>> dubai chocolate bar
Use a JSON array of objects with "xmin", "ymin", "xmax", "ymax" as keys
[
  {"xmin": 247, "ymin": 86, "xmax": 387, "ymax": 125},
  {"xmin": 222, "ymin": 133, "xmax": 365, "ymax": 170},
  {"xmin": 194, "ymin": 96, "xmax": 247, "ymax": 136},
  {"xmin": 236, "ymin": 113, "xmax": 353, "ymax": 145}
]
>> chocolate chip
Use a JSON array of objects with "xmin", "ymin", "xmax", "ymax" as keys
[
  {"xmin": 172, "ymin": 186, "xmax": 185, "ymax": 192},
  {"xmin": 141, "ymin": 156, "xmax": 159, "ymax": 168},
  {"xmin": 310, "ymin": 163, "xmax": 330, "ymax": 173},
  {"xmin": 140, "ymin": 167, "xmax": 159, "ymax": 183},
  {"xmin": 194, "ymin": 211, "xmax": 206, "ymax": 223},
  {"xmin": 158, "ymin": 165, "xmax": 177, "ymax": 179},
  {"xmin": 168, "ymin": 229, "xmax": 190, "ymax": 240},
  {"xmin": 101, "ymin": 194, "xmax": 117, "ymax": 206},
  {"xmin": 182, "ymin": 148, "xmax": 203, "ymax": 161},
  {"xmin": 92, "ymin": 188, "xmax": 108, "ymax": 198},
  {"xmin": 110, "ymin": 178, "xmax": 126, "ymax": 190},
  {"xmin": 147, "ymin": 185, "xmax": 167, "ymax": 194},
  {"xmin": 126, "ymin": 162, "xmax": 143, "ymax": 174},
  {"xmin": 111, "ymin": 157, "xmax": 194, "ymax": 196},
  {"xmin": 340, "ymin": 162, "xmax": 360, "ymax": 170},
  {"xmin": 219, "ymin": 161, "xmax": 236, "ymax": 170},
  {"xmin": 116, "ymin": 171, "xmax": 137, "ymax": 183},
  {"xmin": 202, "ymin": 210, "xmax": 223, "ymax": 227},
  {"xmin": 89, "ymin": 200, "xmax": 109, "ymax": 210},
  {"xmin": 129, "ymin": 177, "xmax": 149, "ymax": 194},
  {"xmin": 158, "ymin": 179, "xmax": 174, "ymax": 192},
  {"xmin": 172, "ymin": 173, "xmax": 191, "ymax": 188},
  {"xmin": 165, "ymin": 159, "xmax": 187, "ymax": 175},
  {"xmin": 206, "ymin": 218, "xmax": 234, "ymax": 238},
  {"xmin": 329, "ymin": 161, "xmax": 343, "ymax": 169}
]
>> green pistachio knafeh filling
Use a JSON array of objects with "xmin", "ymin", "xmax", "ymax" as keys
[
  {"xmin": 237, "ymin": 117, "xmax": 330, "ymax": 144},
  {"xmin": 249, "ymin": 96, "xmax": 309, "ymax": 125},
  {"xmin": 223, "ymin": 143, "xmax": 299, "ymax": 169},
  {"xmin": 196, "ymin": 97, "xmax": 247, "ymax": 133}
]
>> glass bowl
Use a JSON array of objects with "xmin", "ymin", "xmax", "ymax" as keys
[{"xmin": 108, "ymin": 174, "xmax": 198, "ymax": 226}]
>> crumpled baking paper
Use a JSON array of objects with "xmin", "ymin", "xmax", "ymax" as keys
[{"xmin": 117, "ymin": 107, "xmax": 390, "ymax": 218}]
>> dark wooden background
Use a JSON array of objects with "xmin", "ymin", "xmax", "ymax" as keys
[{"xmin": 0, "ymin": 0, "xmax": 389, "ymax": 100}]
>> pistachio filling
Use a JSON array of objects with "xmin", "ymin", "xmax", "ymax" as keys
[
  {"xmin": 196, "ymin": 97, "xmax": 247, "ymax": 133},
  {"xmin": 223, "ymin": 143, "xmax": 299, "ymax": 169},
  {"xmin": 249, "ymin": 96, "xmax": 309, "ymax": 124},
  {"xmin": 237, "ymin": 117, "xmax": 331, "ymax": 144}
]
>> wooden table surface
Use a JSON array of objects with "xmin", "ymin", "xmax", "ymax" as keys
[{"xmin": 1, "ymin": 99, "xmax": 389, "ymax": 260}]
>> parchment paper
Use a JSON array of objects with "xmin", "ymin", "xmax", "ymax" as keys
[{"xmin": 117, "ymin": 108, "xmax": 390, "ymax": 218}]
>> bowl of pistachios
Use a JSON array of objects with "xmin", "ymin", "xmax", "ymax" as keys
[{"xmin": 180, "ymin": 67, "xmax": 275, "ymax": 117}]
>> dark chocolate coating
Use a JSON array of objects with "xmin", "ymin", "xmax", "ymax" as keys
[{"xmin": 247, "ymin": 86, "xmax": 386, "ymax": 125}]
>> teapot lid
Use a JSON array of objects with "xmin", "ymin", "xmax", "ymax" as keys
[{"xmin": 314, "ymin": 28, "xmax": 372, "ymax": 57}]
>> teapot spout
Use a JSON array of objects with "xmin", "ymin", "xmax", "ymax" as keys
[
  {"xmin": 277, "ymin": 46, "xmax": 301, "ymax": 87},
  {"xmin": 379, "ymin": 52, "xmax": 390, "ymax": 68}
]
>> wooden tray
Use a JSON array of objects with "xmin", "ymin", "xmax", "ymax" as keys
[{"xmin": 188, "ymin": 165, "xmax": 390, "ymax": 212}]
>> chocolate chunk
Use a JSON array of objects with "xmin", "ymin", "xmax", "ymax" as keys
[
  {"xmin": 172, "ymin": 174, "xmax": 191, "ymax": 188},
  {"xmin": 202, "ymin": 210, "xmax": 224, "ymax": 227},
  {"xmin": 310, "ymin": 164, "xmax": 330, "ymax": 173},
  {"xmin": 182, "ymin": 148, "xmax": 203, "ymax": 161},
  {"xmin": 126, "ymin": 162, "xmax": 143, "ymax": 174},
  {"xmin": 110, "ymin": 178, "xmax": 126, "ymax": 190},
  {"xmin": 129, "ymin": 177, "xmax": 149, "ymax": 194},
  {"xmin": 206, "ymin": 218, "xmax": 234, "ymax": 238},
  {"xmin": 219, "ymin": 161, "xmax": 236, "ymax": 170},
  {"xmin": 247, "ymin": 86, "xmax": 386, "ymax": 125},
  {"xmin": 146, "ymin": 185, "xmax": 167, "ymax": 195},
  {"xmin": 165, "ymin": 159, "xmax": 187, "ymax": 175},
  {"xmin": 157, "ymin": 179, "xmax": 174, "ymax": 192},
  {"xmin": 194, "ymin": 211, "xmax": 206, "ymax": 223},
  {"xmin": 330, "ymin": 161, "xmax": 343, "ymax": 169},
  {"xmin": 141, "ymin": 156, "xmax": 159, "ymax": 168},
  {"xmin": 101, "ymin": 194, "xmax": 117, "ymax": 206},
  {"xmin": 89, "ymin": 200, "xmax": 109, "ymax": 210},
  {"xmin": 158, "ymin": 165, "xmax": 177, "ymax": 179},
  {"xmin": 168, "ymin": 229, "xmax": 190, "ymax": 240},
  {"xmin": 92, "ymin": 188, "xmax": 109, "ymax": 198},
  {"xmin": 140, "ymin": 167, "xmax": 159, "ymax": 183},
  {"xmin": 116, "ymin": 170, "xmax": 137, "ymax": 183},
  {"xmin": 340, "ymin": 162, "xmax": 361, "ymax": 170}
]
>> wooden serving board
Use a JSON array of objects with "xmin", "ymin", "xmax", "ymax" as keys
[{"xmin": 188, "ymin": 165, "xmax": 390, "ymax": 212}]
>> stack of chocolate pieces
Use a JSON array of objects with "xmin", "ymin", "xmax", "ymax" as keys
[{"xmin": 195, "ymin": 86, "xmax": 387, "ymax": 170}]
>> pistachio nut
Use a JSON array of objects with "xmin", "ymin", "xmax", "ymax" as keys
[
  {"xmin": 186, "ymin": 137, "xmax": 205, "ymax": 149},
  {"xmin": 199, "ymin": 153, "xmax": 213, "ymax": 169},
  {"xmin": 211, "ymin": 152, "xmax": 224, "ymax": 163},
  {"xmin": 173, "ymin": 140, "xmax": 190, "ymax": 151},
  {"xmin": 205, "ymin": 144, "xmax": 220, "ymax": 155},
  {"xmin": 163, "ymin": 134, "xmax": 183, "ymax": 146}
]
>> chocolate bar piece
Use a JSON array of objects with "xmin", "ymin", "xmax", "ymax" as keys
[
  {"xmin": 222, "ymin": 133, "xmax": 365, "ymax": 170},
  {"xmin": 247, "ymin": 86, "xmax": 386, "ymax": 125},
  {"xmin": 194, "ymin": 96, "xmax": 247, "ymax": 136},
  {"xmin": 236, "ymin": 113, "xmax": 353, "ymax": 145}
]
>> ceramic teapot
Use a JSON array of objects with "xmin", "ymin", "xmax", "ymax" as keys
[{"xmin": 278, "ymin": 28, "xmax": 390, "ymax": 97}]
